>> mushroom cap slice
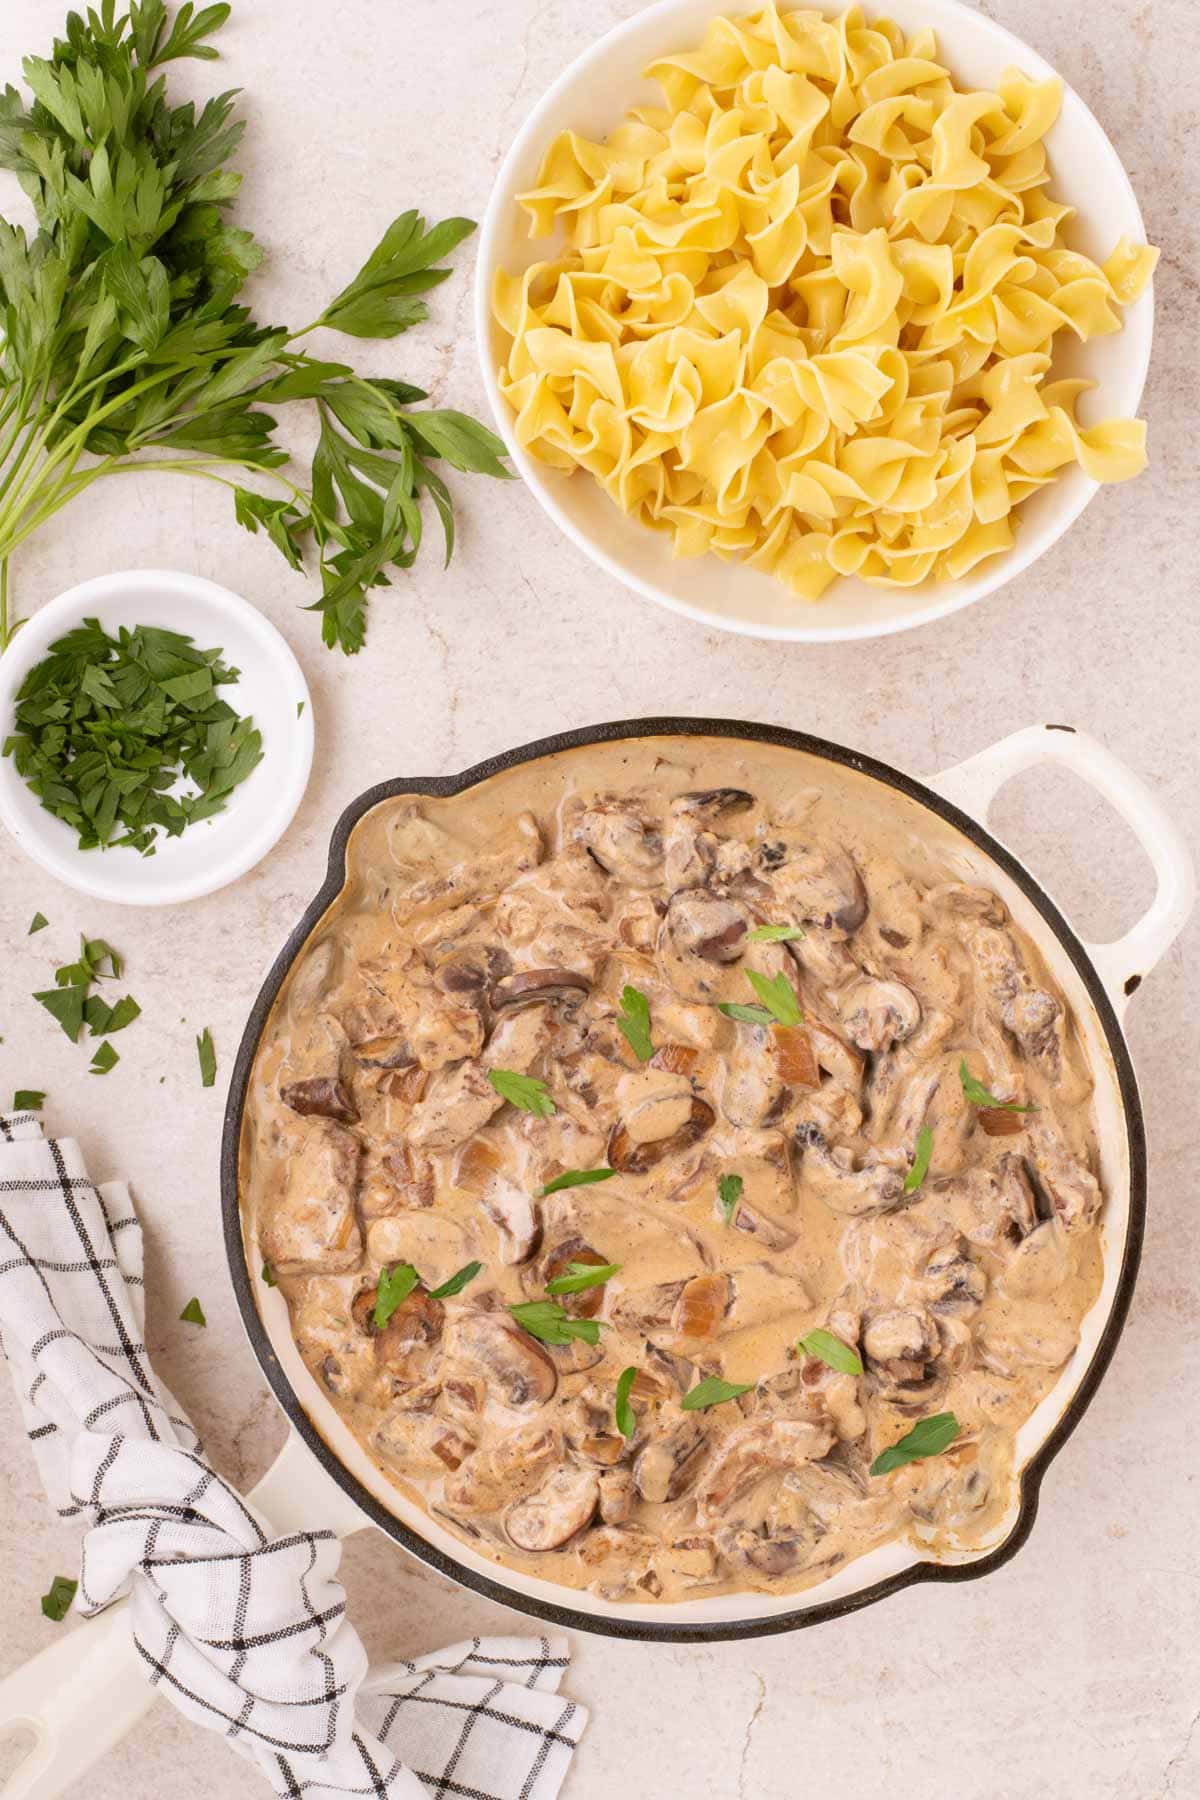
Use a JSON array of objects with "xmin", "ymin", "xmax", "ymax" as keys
[
  {"xmin": 280, "ymin": 1076, "xmax": 359, "ymax": 1124},
  {"xmin": 490, "ymin": 968, "xmax": 591, "ymax": 1010},
  {"xmin": 609, "ymin": 1097, "xmax": 715, "ymax": 1174},
  {"xmin": 453, "ymin": 1312, "xmax": 557, "ymax": 1408},
  {"xmin": 839, "ymin": 979, "xmax": 921, "ymax": 1053},
  {"xmin": 672, "ymin": 788, "xmax": 756, "ymax": 819},
  {"xmin": 541, "ymin": 1237, "xmax": 611, "ymax": 1319},
  {"xmin": 506, "ymin": 1466, "xmax": 599, "ymax": 1551},
  {"xmin": 353, "ymin": 1284, "xmax": 445, "ymax": 1379}
]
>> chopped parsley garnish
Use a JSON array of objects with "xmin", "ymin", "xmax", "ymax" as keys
[
  {"xmin": 717, "ymin": 1172, "xmax": 743, "ymax": 1224},
  {"xmin": 717, "ymin": 1001, "xmax": 776, "ymax": 1025},
  {"xmin": 89, "ymin": 1041, "xmax": 119, "ymax": 1075},
  {"xmin": 746, "ymin": 924, "xmax": 807, "ymax": 942},
  {"xmin": 427, "ymin": 1261, "xmax": 484, "ymax": 1300},
  {"xmin": 179, "ymin": 1296, "xmax": 207, "ymax": 1327},
  {"xmin": 545, "ymin": 1260, "xmax": 621, "ymax": 1296},
  {"xmin": 261, "ymin": 1262, "xmax": 277, "ymax": 1287},
  {"xmin": 4, "ymin": 621, "xmax": 264, "ymax": 853},
  {"xmin": 373, "ymin": 1263, "xmax": 420, "ymax": 1328},
  {"xmin": 537, "ymin": 1167, "xmax": 617, "ymax": 1197},
  {"xmin": 870, "ymin": 1411, "xmax": 961, "ymax": 1476},
  {"xmin": 615, "ymin": 984, "xmax": 654, "ymax": 1062},
  {"xmin": 614, "ymin": 1366, "xmax": 638, "ymax": 1439},
  {"xmin": 509, "ymin": 1299, "xmax": 605, "ymax": 1347},
  {"xmin": 797, "ymin": 1328, "xmax": 863, "ymax": 1376},
  {"xmin": 903, "ymin": 1124, "xmax": 934, "ymax": 1193},
  {"xmin": 487, "ymin": 1068, "xmax": 555, "ymax": 1115},
  {"xmin": 745, "ymin": 969, "xmax": 803, "ymax": 1027},
  {"xmin": 33, "ymin": 935, "xmax": 138, "ymax": 1055},
  {"xmin": 959, "ymin": 1059, "xmax": 1037, "ymax": 1112},
  {"xmin": 13, "ymin": 1089, "xmax": 45, "ymax": 1111},
  {"xmin": 196, "ymin": 1028, "xmax": 217, "ymax": 1088},
  {"xmin": 28, "ymin": 912, "xmax": 48, "ymax": 935},
  {"xmin": 680, "ymin": 1375, "xmax": 753, "ymax": 1411},
  {"xmin": 40, "ymin": 1575, "xmax": 77, "ymax": 1621}
]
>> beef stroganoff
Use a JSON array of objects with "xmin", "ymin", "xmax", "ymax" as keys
[
  {"xmin": 492, "ymin": 4, "xmax": 1156, "ymax": 603},
  {"xmin": 241, "ymin": 738, "xmax": 1105, "ymax": 1604}
]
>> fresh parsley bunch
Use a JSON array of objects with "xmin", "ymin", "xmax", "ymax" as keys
[{"xmin": 0, "ymin": 0, "xmax": 510, "ymax": 654}]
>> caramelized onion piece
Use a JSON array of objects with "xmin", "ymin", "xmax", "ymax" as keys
[
  {"xmin": 977, "ymin": 1107, "xmax": 1028, "ymax": 1137},
  {"xmin": 772, "ymin": 1025, "xmax": 820, "ymax": 1089}
]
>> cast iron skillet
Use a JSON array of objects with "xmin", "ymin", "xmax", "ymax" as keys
[{"xmin": 220, "ymin": 717, "xmax": 1149, "ymax": 1642}]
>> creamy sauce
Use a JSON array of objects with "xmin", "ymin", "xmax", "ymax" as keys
[{"xmin": 240, "ymin": 737, "xmax": 1103, "ymax": 1603}]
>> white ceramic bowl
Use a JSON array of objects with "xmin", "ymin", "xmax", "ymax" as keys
[
  {"xmin": 475, "ymin": 0, "xmax": 1154, "ymax": 641},
  {"xmin": 0, "ymin": 569, "xmax": 313, "ymax": 905}
]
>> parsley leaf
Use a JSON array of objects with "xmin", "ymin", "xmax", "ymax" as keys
[
  {"xmin": 746, "ymin": 924, "xmax": 807, "ymax": 943},
  {"xmin": 870, "ymin": 1411, "xmax": 960, "ymax": 1476},
  {"xmin": 903, "ymin": 1123, "xmax": 934, "ymax": 1193},
  {"xmin": 745, "ymin": 969, "xmax": 803, "ymax": 1028},
  {"xmin": 33, "ymin": 984, "xmax": 87, "ymax": 1042},
  {"xmin": 426, "ymin": 1261, "xmax": 483, "ymax": 1301},
  {"xmin": 615, "ymin": 984, "xmax": 654, "ymax": 1061},
  {"xmin": 179, "ymin": 1296, "xmax": 207, "ymax": 1327},
  {"xmin": 373, "ymin": 1262, "xmax": 420, "ymax": 1328},
  {"xmin": 487, "ymin": 1068, "xmax": 554, "ymax": 1116},
  {"xmin": 716, "ymin": 1001, "xmax": 775, "ymax": 1025},
  {"xmin": 261, "ymin": 1261, "xmax": 277, "ymax": 1287},
  {"xmin": 614, "ymin": 1365, "xmax": 638, "ymax": 1439},
  {"xmin": 545, "ymin": 1260, "xmax": 620, "ymax": 1296},
  {"xmin": 680, "ymin": 1375, "xmax": 753, "ymax": 1412},
  {"xmin": 959, "ymin": 1060, "xmax": 1037, "ymax": 1112},
  {"xmin": 797, "ymin": 1328, "xmax": 863, "ymax": 1376},
  {"xmin": 509, "ymin": 1299, "xmax": 605, "ymax": 1347},
  {"xmin": 717, "ymin": 1172, "xmax": 743, "ymax": 1224},
  {"xmin": 537, "ymin": 1167, "xmax": 617, "ymax": 1197},
  {"xmin": 196, "ymin": 1028, "xmax": 217, "ymax": 1088},
  {"xmin": 40, "ymin": 1575, "xmax": 77, "ymax": 1622},
  {"xmin": 13, "ymin": 1089, "xmax": 46, "ymax": 1111},
  {"xmin": 89, "ymin": 1040, "xmax": 119, "ymax": 1074},
  {"xmin": 28, "ymin": 912, "xmax": 48, "ymax": 935}
]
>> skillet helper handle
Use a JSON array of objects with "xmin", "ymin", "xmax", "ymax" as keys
[
  {"xmin": 0, "ymin": 1432, "xmax": 366, "ymax": 1800},
  {"xmin": 926, "ymin": 724, "xmax": 1195, "ymax": 1015}
]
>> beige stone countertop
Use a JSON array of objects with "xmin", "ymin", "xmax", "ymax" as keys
[{"xmin": 0, "ymin": 0, "xmax": 1197, "ymax": 1795}]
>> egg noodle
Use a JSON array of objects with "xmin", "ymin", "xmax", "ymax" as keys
[{"xmin": 493, "ymin": 4, "xmax": 1157, "ymax": 599}]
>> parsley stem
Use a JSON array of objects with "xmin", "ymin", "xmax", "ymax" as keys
[{"xmin": 0, "ymin": 556, "xmax": 9, "ymax": 651}]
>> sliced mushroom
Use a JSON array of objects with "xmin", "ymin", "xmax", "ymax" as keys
[
  {"xmin": 482, "ymin": 1182, "xmax": 541, "ymax": 1264},
  {"xmin": 862, "ymin": 1306, "xmax": 940, "ymax": 1394},
  {"xmin": 575, "ymin": 800, "xmax": 663, "ymax": 885},
  {"xmin": 666, "ymin": 890, "xmax": 750, "ymax": 964},
  {"xmin": 927, "ymin": 882, "xmax": 1007, "ymax": 924},
  {"xmin": 609, "ymin": 1097, "xmax": 715, "ymax": 1174},
  {"xmin": 262, "ymin": 1122, "xmax": 362, "ymax": 1276},
  {"xmin": 506, "ymin": 1466, "xmax": 599, "ymax": 1551},
  {"xmin": 634, "ymin": 1417, "xmax": 710, "ymax": 1503},
  {"xmin": 758, "ymin": 841, "xmax": 868, "ymax": 937},
  {"xmin": 598, "ymin": 1467, "xmax": 636, "ymax": 1524},
  {"xmin": 1023, "ymin": 1124, "xmax": 1102, "ymax": 1232},
  {"xmin": 541, "ymin": 1238, "xmax": 610, "ymax": 1319},
  {"xmin": 671, "ymin": 1273, "xmax": 733, "ymax": 1343},
  {"xmin": 731, "ymin": 1204, "xmax": 797, "ymax": 1251},
  {"xmin": 922, "ymin": 1244, "xmax": 987, "ymax": 1316},
  {"xmin": 794, "ymin": 1123, "xmax": 904, "ymax": 1216},
  {"xmin": 409, "ymin": 1059, "xmax": 506, "ymax": 1152},
  {"xmin": 352, "ymin": 1035, "xmax": 412, "ymax": 1071},
  {"xmin": 838, "ymin": 978, "xmax": 921, "ymax": 1053},
  {"xmin": 280, "ymin": 1076, "xmax": 359, "ymax": 1124},
  {"xmin": 352, "ymin": 1283, "xmax": 445, "ymax": 1379},
  {"xmin": 673, "ymin": 788, "xmax": 756, "ymax": 819},
  {"xmin": 490, "ymin": 968, "xmax": 591, "ymax": 1010},
  {"xmin": 451, "ymin": 1312, "xmax": 557, "ymax": 1408}
]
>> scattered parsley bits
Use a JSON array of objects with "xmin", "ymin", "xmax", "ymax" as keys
[
  {"xmin": 4, "ymin": 621, "xmax": 264, "ymax": 854},
  {"xmin": 745, "ymin": 969, "xmax": 803, "ymax": 1028},
  {"xmin": 40, "ymin": 1575, "xmax": 77, "ymax": 1622},
  {"xmin": 487, "ymin": 1068, "xmax": 554, "ymax": 1116},
  {"xmin": 903, "ymin": 1124, "xmax": 934, "ymax": 1194},
  {"xmin": 33, "ymin": 935, "xmax": 139, "ymax": 1054},
  {"xmin": 196, "ymin": 1028, "xmax": 217, "ymax": 1088},
  {"xmin": 614, "ymin": 1366, "xmax": 638, "ymax": 1439},
  {"xmin": 296, "ymin": 701, "xmax": 306, "ymax": 718},
  {"xmin": 261, "ymin": 1262, "xmax": 277, "ymax": 1287},
  {"xmin": 426, "ymin": 1261, "xmax": 483, "ymax": 1301},
  {"xmin": 509, "ymin": 1299, "xmax": 605, "ymax": 1347},
  {"xmin": 537, "ymin": 1167, "xmax": 617, "ymax": 1197},
  {"xmin": 717, "ymin": 1000, "xmax": 776, "ymax": 1026},
  {"xmin": 746, "ymin": 924, "xmax": 807, "ymax": 943},
  {"xmin": 615, "ymin": 984, "xmax": 654, "ymax": 1062},
  {"xmin": 797, "ymin": 1328, "xmax": 863, "ymax": 1376},
  {"xmin": 28, "ymin": 912, "xmax": 48, "ymax": 934},
  {"xmin": 545, "ymin": 1260, "xmax": 621, "ymax": 1296},
  {"xmin": 870, "ymin": 1411, "xmax": 961, "ymax": 1476},
  {"xmin": 717, "ymin": 1172, "xmax": 743, "ymax": 1224},
  {"xmin": 959, "ymin": 1059, "xmax": 1037, "ymax": 1112},
  {"xmin": 179, "ymin": 1297, "xmax": 207, "ymax": 1327},
  {"xmin": 89, "ymin": 1041, "xmax": 119, "ymax": 1075},
  {"xmin": 373, "ymin": 1263, "xmax": 420, "ymax": 1328},
  {"xmin": 13, "ymin": 1089, "xmax": 45, "ymax": 1111},
  {"xmin": 680, "ymin": 1375, "xmax": 753, "ymax": 1412}
]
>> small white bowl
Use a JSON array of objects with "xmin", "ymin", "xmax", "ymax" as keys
[
  {"xmin": 476, "ymin": 0, "xmax": 1155, "ymax": 641},
  {"xmin": 0, "ymin": 569, "xmax": 313, "ymax": 906}
]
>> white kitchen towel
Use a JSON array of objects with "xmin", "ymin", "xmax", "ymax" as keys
[{"xmin": 0, "ymin": 1111, "xmax": 586, "ymax": 1798}]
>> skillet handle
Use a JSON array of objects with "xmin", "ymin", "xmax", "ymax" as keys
[
  {"xmin": 925, "ymin": 724, "xmax": 1195, "ymax": 1017},
  {"xmin": 0, "ymin": 1432, "xmax": 366, "ymax": 1800}
]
